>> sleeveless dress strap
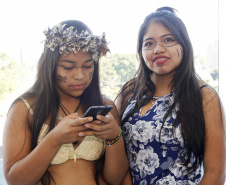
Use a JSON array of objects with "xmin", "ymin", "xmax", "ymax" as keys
[
  {"xmin": 200, "ymin": 84, "xmax": 208, "ymax": 90},
  {"xmin": 20, "ymin": 97, "xmax": 34, "ymax": 115}
]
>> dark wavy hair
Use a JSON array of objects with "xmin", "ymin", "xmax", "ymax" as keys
[
  {"xmin": 117, "ymin": 7, "xmax": 205, "ymax": 173},
  {"xmin": 20, "ymin": 20, "xmax": 104, "ymax": 185}
]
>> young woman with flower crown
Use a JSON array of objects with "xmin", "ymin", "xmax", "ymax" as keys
[
  {"xmin": 3, "ymin": 20, "xmax": 128, "ymax": 185},
  {"xmin": 116, "ymin": 7, "xmax": 225, "ymax": 185}
]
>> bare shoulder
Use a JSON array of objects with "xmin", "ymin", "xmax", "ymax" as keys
[
  {"xmin": 103, "ymin": 95, "xmax": 115, "ymax": 106},
  {"xmin": 200, "ymin": 85, "xmax": 224, "ymax": 131},
  {"xmin": 3, "ymin": 97, "xmax": 34, "ymax": 144},
  {"xmin": 199, "ymin": 86, "xmax": 225, "ymax": 182},
  {"xmin": 3, "ymin": 97, "xmax": 33, "ymax": 172},
  {"xmin": 200, "ymin": 85, "xmax": 219, "ymax": 107},
  {"xmin": 6, "ymin": 97, "xmax": 34, "ymax": 127},
  {"xmin": 103, "ymin": 95, "xmax": 117, "ymax": 113}
]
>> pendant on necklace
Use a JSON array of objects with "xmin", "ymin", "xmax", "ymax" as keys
[{"xmin": 151, "ymin": 96, "xmax": 159, "ymax": 105}]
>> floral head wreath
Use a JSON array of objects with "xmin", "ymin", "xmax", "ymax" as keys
[{"xmin": 43, "ymin": 23, "xmax": 109, "ymax": 62}]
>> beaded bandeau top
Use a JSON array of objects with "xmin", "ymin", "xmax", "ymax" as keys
[{"xmin": 21, "ymin": 97, "xmax": 105, "ymax": 165}]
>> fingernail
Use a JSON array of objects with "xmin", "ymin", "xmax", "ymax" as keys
[
  {"xmin": 84, "ymin": 124, "xmax": 90, "ymax": 128},
  {"xmin": 79, "ymin": 133, "xmax": 83, "ymax": 136}
]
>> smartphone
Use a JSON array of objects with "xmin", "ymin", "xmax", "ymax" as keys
[{"xmin": 82, "ymin": 105, "xmax": 113, "ymax": 120}]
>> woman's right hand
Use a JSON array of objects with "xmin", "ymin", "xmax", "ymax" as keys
[
  {"xmin": 50, "ymin": 112, "xmax": 93, "ymax": 145},
  {"xmin": 4, "ymin": 101, "xmax": 94, "ymax": 185}
]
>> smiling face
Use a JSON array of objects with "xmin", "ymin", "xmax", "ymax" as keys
[
  {"xmin": 142, "ymin": 21, "xmax": 183, "ymax": 79},
  {"xmin": 56, "ymin": 51, "xmax": 94, "ymax": 98}
]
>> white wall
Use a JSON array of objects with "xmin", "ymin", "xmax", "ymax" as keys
[
  {"xmin": 219, "ymin": 0, "xmax": 226, "ymax": 133},
  {"xmin": 219, "ymin": 2, "xmax": 226, "ymax": 184}
]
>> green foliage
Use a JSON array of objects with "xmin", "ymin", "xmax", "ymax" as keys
[
  {"xmin": 99, "ymin": 54, "xmax": 137, "ymax": 100},
  {"xmin": 0, "ymin": 52, "xmax": 138, "ymax": 104},
  {"xmin": 1, "ymin": 51, "xmax": 219, "ymax": 105},
  {"xmin": 210, "ymin": 68, "xmax": 218, "ymax": 81},
  {"xmin": 0, "ymin": 52, "xmax": 35, "ymax": 103}
]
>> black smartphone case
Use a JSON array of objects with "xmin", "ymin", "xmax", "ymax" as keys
[{"xmin": 82, "ymin": 105, "xmax": 113, "ymax": 120}]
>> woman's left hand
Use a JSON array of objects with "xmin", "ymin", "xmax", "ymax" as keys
[{"xmin": 78, "ymin": 113, "xmax": 121, "ymax": 140}]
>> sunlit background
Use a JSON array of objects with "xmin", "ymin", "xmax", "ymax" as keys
[
  {"xmin": 0, "ymin": 0, "xmax": 226, "ymax": 183},
  {"xmin": 0, "ymin": 0, "xmax": 220, "ymax": 61}
]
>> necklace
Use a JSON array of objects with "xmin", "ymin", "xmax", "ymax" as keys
[
  {"xmin": 59, "ymin": 101, "xmax": 81, "ymax": 117},
  {"xmin": 151, "ymin": 96, "xmax": 159, "ymax": 105},
  {"xmin": 58, "ymin": 101, "xmax": 81, "ymax": 145}
]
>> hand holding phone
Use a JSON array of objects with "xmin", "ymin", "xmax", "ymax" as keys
[{"xmin": 82, "ymin": 105, "xmax": 113, "ymax": 120}]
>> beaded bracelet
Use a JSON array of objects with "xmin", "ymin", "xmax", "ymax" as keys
[{"xmin": 105, "ymin": 129, "xmax": 122, "ymax": 146}]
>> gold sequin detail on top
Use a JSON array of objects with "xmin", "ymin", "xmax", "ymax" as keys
[{"xmin": 20, "ymin": 97, "xmax": 105, "ymax": 165}]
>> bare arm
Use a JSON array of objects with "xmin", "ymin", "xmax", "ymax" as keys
[
  {"xmin": 79, "ymin": 97, "xmax": 129, "ymax": 185},
  {"xmin": 102, "ymin": 98, "xmax": 129, "ymax": 185},
  {"xmin": 115, "ymin": 93, "xmax": 123, "ymax": 114},
  {"xmin": 116, "ymin": 92, "xmax": 134, "ymax": 185},
  {"xmin": 199, "ymin": 88, "xmax": 226, "ymax": 185},
  {"xmin": 3, "ymin": 100, "xmax": 92, "ymax": 185},
  {"xmin": 120, "ymin": 171, "xmax": 132, "ymax": 185},
  {"xmin": 3, "ymin": 100, "xmax": 61, "ymax": 185}
]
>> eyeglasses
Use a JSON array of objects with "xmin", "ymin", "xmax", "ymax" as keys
[{"xmin": 142, "ymin": 37, "xmax": 178, "ymax": 50}]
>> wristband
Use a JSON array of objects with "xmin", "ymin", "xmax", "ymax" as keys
[{"xmin": 105, "ymin": 129, "xmax": 122, "ymax": 146}]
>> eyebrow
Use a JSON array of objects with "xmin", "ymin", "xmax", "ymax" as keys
[
  {"xmin": 61, "ymin": 59, "xmax": 93, "ymax": 64},
  {"xmin": 143, "ymin": 34, "xmax": 173, "ymax": 42}
]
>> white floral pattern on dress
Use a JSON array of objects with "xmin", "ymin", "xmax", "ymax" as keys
[
  {"xmin": 136, "ymin": 147, "xmax": 159, "ymax": 178},
  {"xmin": 122, "ymin": 93, "xmax": 202, "ymax": 185}
]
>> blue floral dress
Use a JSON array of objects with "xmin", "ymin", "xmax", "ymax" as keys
[{"xmin": 122, "ymin": 93, "xmax": 202, "ymax": 185}]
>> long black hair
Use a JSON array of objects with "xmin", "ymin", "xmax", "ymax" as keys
[
  {"xmin": 20, "ymin": 20, "xmax": 104, "ymax": 185},
  {"xmin": 117, "ymin": 7, "xmax": 205, "ymax": 173}
]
